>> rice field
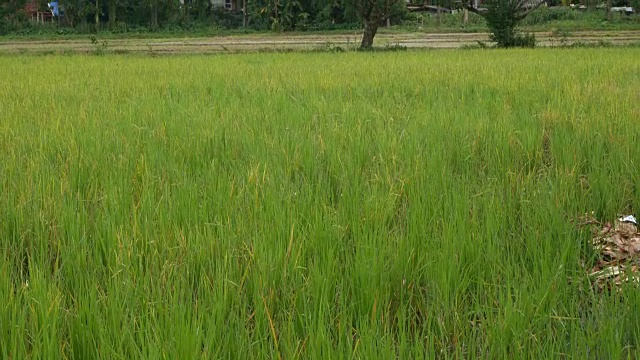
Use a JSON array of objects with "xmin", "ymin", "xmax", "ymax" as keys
[{"xmin": 1, "ymin": 49, "xmax": 639, "ymax": 358}]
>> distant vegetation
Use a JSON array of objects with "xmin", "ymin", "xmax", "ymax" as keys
[{"xmin": 0, "ymin": 0, "xmax": 638, "ymax": 37}]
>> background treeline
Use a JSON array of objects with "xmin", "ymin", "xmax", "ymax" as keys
[
  {"xmin": 0, "ymin": 0, "xmax": 638, "ymax": 35},
  {"xmin": 0, "ymin": 0, "xmax": 408, "ymax": 34}
]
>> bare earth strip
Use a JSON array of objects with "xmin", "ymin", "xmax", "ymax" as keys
[{"xmin": 1, "ymin": 30, "xmax": 639, "ymax": 54}]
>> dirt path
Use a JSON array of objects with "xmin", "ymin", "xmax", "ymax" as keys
[{"xmin": 1, "ymin": 30, "xmax": 639, "ymax": 54}]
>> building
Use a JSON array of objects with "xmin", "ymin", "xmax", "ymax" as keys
[
  {"xmin": 22, "ymin": 0, "xmax": 39, "ymax": 17},
  {"xmin": 213, "ymin": 0, "xmax": 242, "ymax": 11},
  {"xmin": 180, "ymin": 0, "xmax": 243, "ymax": 11},
  {"xmin": 21, "ymin": 0, "xmax": 55, "ymax": 23}
]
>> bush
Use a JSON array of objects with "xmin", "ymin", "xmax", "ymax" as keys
[
  {"xmin": 210, "ymin": 6, "xmax": 244, "ymax": 29},
  {"xmin": 522, "ymin": 6, "xmax": 580, "ymax": 25},
  {"xmin": 403, "ymin": 11, "xmax": 486, "ymax": 30},
  {"xmin": 483, "ymin": 0, "xmax": 538, "ymax": 47},
  {"xmin": 271, "ymin": 19, "xmax": 282, "ymax": 32},
  {"xmin": 513, "ymin": 32, "xmax": 536, "ymax": 47},
  {"xmin": 490, "ymin": 27, "xmax": 536, "ymax": 47},
  {"xmin": 0, "ymin": 7, "xmax": 28, "ymax": 35}
]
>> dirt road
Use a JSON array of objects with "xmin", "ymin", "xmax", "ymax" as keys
[{"xmin": 1, "ymin": 30, "xmax": 639, "ymax": 55}]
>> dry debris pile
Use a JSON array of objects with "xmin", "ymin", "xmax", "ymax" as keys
[{"xmin": 580, "ymin": 214, "xmax": 640, "ymax": 291}]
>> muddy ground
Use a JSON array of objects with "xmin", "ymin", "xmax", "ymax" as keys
[{"xmin": 1, "ymin": 30, "xmax": 639, "ymax": 55}]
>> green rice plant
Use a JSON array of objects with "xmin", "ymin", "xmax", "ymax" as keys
[{"xmin": 0, "ymin": 48, "xmax": 639, "ymax": 358}]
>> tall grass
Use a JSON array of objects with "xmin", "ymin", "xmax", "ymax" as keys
[{"xmin": 1, "ymin": 49, "xmax": 639, "ymax": 358}]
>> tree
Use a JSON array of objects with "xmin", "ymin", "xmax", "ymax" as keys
[
  {"xmin": 95, "ymin": 0, "xmax": 101, "ymax": 30},
  {"xmin": 353, "ymin": 0, "xmax": 401, "ymax": 49},
  {"xmin": 196, "ymin": 0, "xmax": 208, "ymax": 21},
  {"xmin": 0, "ymin": 0, "xmax": 26, "ymax": 34},
  {"xmin": 245, "ymin": 0, "xmax": 302, "ymax": 31},
  {"xmin": 465, "ymin": 0, "xmax": 544, "ymax": 47},
  {"xmin": 109, "ymin": 0, "xmax": 117, "ymax": 28},
  {"xmin": 150, "ymin": 0, "xmax": 159, "ymax": 30},
  {"xmin": 0, "ymin": 0, "xmax": 27, "ymax": 21}
]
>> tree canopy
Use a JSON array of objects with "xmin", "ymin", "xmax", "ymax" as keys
[
  {"xmin": 464, "ymin": 0, "xmax": 545, "ymax": 46},
  {"xmin": 1, "ymin": 0, "xmax": 367, "ymax": 33}
]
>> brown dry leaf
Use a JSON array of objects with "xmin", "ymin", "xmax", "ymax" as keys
[
  {"xmin": 599, "ymin": 222, "xmax": 612, "ymax": 235},
  {"xmin": 628, "ymin": 237, "xmax": 640, "ymax": 254},
  {"xmin": 615, "ymin": 221, "xmax": 637, "ymax": 235},
  {"xmin": 581, "ymin": 215, "xmax": 640, "ymax": 292}
]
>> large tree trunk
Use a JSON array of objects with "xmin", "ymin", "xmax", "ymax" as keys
[
  {"xmin": 109, "ymin": 0, "xmax": 117, "ymax": 29},
  {"xmin": 243, "ymin": 0, "xmax": 247, "ymax": 27},
  {"xmin": 360, "ymin": 20, "xmax": 379, "ymax": 49},
  {"xmin": 182, "ymin": 0, "xmax": 189, "ymax": 23}
]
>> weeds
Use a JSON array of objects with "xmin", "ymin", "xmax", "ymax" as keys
[{"xmin": 549, "ymin": 27, "xmax": 572, "ymax": 46}]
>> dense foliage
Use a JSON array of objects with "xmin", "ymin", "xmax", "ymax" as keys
[
  {"xmin": 481, "ymin": 0, "xmax": 539, "ymax": 47},
  {"xmin": 0, "ymin": 0, "xmax": 367, "ymax": 34},
  {"xmin": 1, "ymin": 0, "xmax": 638, "ymax": 38},
  {"xmin": 354, "ymin": 0, "xmax": 405, "ymax": 48}
]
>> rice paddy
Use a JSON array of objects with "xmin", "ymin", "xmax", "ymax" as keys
[{"xmin": 1, "ymin": 48, "xmax": 639, "ymax": 358}]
